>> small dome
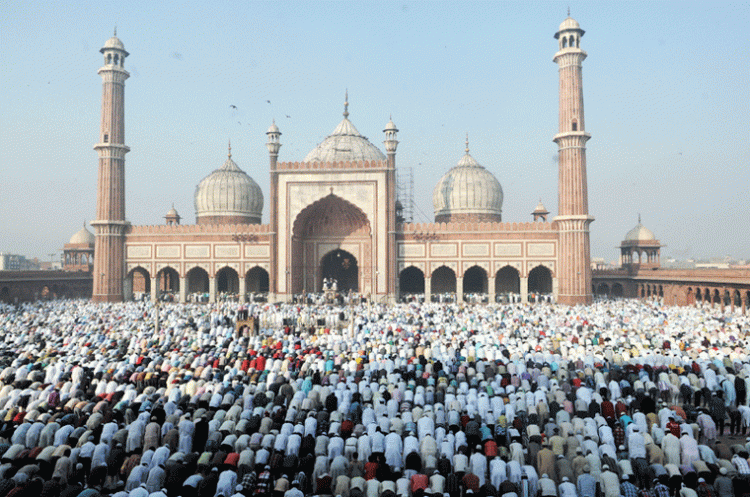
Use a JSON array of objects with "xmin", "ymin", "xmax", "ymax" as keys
[
  {"xmin": 194, "ymin": 152, "xmax": 263, "ymax": 224},
  {"xmin": 533, "ymin": 200, "xmax": 549, "ymax": 214},
  {"xmin": 303, "ymin": 97, "xmax": 386, "ymax": 163},
  {"xmin": 558, "ymin": 17, "xmax": 580, "ymax": 32},
  {"xmin": 103, "ymin": 36, "xmax": 125, "ymax": 50},
  {"xmin": 384, "ymin": 119, "xmax": 398, "ymax": 132},
  {"xmin": 625, "ymin": 220, "xmax": 656, "ymax": 242},
  {"xmin": 166, "ymin": 206, "xmax": 179, "ymax": 217},
  {"xmin": 433, "ymin": 140, "xmax": 503, "ymax": 223},
  {"xmin": 267, "ymin": 121, "xmax": 280, "ymax": 134},
  {"xmin": 69, "ymin": 224, "xmax": 95, "ymax": 245}
]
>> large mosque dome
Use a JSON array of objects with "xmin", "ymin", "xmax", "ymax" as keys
[
  {"xmin": 194, "ymin": 147, "xmax": 263, "ymax": 224},
  {"xmin": 303, "ymin": 95, "xmax": 386, "ymax": 163},
  {"xmin": 433, "ymin": 138, "xmax": 504, "ymax": 223}
]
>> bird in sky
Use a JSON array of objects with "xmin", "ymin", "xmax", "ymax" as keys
[{"xmin": 230, "ymin": 105, "xmax": 237, "ymax": 109}]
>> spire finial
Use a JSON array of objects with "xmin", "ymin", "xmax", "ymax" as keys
[
  {"xmin": 638, "ymin": 213, "xmax": 641, "ymax": 224},
  {"xmin": 567, "ymin": 6, "xmax": 570, "ymax": 17},
  {"xmin": 465, "ymin": 133, "xmax": 470, "ymax": 154},
  {"xmin": 228, "ymin": 139, "xmax": 232, "ymax": 158},
  {"xmin": 114, "ymin": 26, "xmax": 117, "ymax": 36},
  {"xmin": 343, "ymin": 89, "xmax": 349, "ymax": 119}
]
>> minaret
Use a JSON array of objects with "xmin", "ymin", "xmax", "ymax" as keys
[
  {"xmin": 553, "ymin": 15, "xmax": 594, "ymax": 305},
  {"xmin": 383, "ymin": 116, "xmax": 399, "ymax": 300},
  {"xmin": 91, "ymin": 31, "xmax": 130, "ymax": 302},
  {"xmin": 266, "ymin": 120, "xmax": 281, "ymax": 301}
]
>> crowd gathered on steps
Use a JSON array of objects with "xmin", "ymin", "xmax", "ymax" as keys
[{"xmin": 0, "ymin": 298, "xmax": 746, "ymax": 497}]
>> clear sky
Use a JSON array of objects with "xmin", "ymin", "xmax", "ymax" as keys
[{"xmin": 2, "ymin": 1, "xmax": 748, "ymax": 264}]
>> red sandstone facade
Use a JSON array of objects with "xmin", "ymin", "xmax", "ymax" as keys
[{"xmin": 93, "ymin": 19, "xmax": 596, "ymax": 304}]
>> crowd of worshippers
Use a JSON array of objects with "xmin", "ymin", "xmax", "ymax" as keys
[{"xmin": 0, "ymin": 298, "xmax": 747, "ymax": 497}]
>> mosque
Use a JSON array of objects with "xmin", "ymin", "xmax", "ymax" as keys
[{"xmin": 85, "ymin": 16, "xmax": 594, "ymax": 305}]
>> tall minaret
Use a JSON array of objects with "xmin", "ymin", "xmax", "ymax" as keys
[
  {"xmin": 553, "ymin": 15, "xmax": 594, "ymax": 305},
  {"xmin": 91, "ymin": 31, "xmax": 130, "ymax": 302}
]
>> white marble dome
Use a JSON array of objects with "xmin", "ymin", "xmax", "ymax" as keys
[
  {"xmin": 304, "ymin": 99, "xmax": 386, "ymax": 163},
  {"xmin": 194, "ymin": 151, "xmax": 263, "ymax": 224},
  {"xmin": 69, "ymin": 224, "xmax": 95, "ymax": 245},
  {"xmin": 625, "ymin": 220, "xmax": 656, "ymax": 241},
  {"xmin": 558, "ymin": 16, "xmax": 581, "ymax": 32},
  {"xmin": 433, "ymin": 142, "xmax": 503, "ymax": 222},
  {"xmin": 103, "ymin": 36, "xmax": 126, "ymax": 51}
]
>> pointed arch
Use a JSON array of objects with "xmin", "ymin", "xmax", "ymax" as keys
[
  {"xmin": 127, "ymin": 266, "xmax": 151, "ymax": 298},
  {"xmin": 399, "ymin": 266, "xmax": 425, "ymax": 295},
  {"xmin": 186, "ymin": 266, "xmax": 209, "ymax": 294},
  {"xmin": 612, "ymin": 282, "xmax": 624, "ymax": 298},
  {"xmin": 291, "ymin": 193, "xmax": 372, "ymax": 294},
  {"xmin": 156, "ymin": 266, "xmax": 180, "ymax": 296},
  {"xmin": 431, "ymin": 265, "xmax": 456, "ymax": 295},
  {"xmin": 216, "ymin": 266, "xmax": 240, "ymax": 294},
  {"xmin": 528, "ymin": 265, "xmax": 552, "ymax": 295},
  {"xmin": 292, "ymin": 193, "xmax": 370, "ymax": 238},
  {"xmin": 463, "ymin": 265, "xmax": 488, "ymax": 294},
  {"xmin": 246, "ymin": 266, "xmax": 269, "ymax": 294},
  {"xmin": 495, "ymin": 265, "xmax": 520, "ymax": 295}
]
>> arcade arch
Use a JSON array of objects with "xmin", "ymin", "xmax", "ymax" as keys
[
  {"xmin": 431, "ymin": 266, "xmax": 456, "ymax": 296},
  {"xmin": 528, "ymin": 265, "xmax": 553, "ymax": 296},
  {"xmin": 399, "ymin": 266, "xmax": 425, "ymax": 296}
]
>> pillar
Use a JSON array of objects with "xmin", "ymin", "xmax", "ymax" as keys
[
  {"xmin": 150, "ymin": 277, "xmax": 157, "ymax": 303},
  {"xmin": 424, "ymin": 277, "xmax": 431, "ymax": 303},
  {"xmin": 239, "ymin": 274, "xmax": 247, "ymax": 303},
  {"xmin": 520, "ymin": 277, "xmax": 529, "ymax": 303},
  {"xmin": 488, "ymin": 276, "xmax": 496, "ymax": 303},
  {"xmin": 209, "ymin": 277, "xmax": 216, "ymax": 303},
  {"xmin": 123, "ymin": 276, "xmax": 133, "ymax": 301},
  {"xmin": 179, "ymin": 277, "xmax": 187, "ymax": 303},
  {"xmin": 552, "ymin": 277, "xmax": 559, "ymax": 303},
  {"xmin": 456, "ymin": 276, "xmax": 464, "ymax": 303}
]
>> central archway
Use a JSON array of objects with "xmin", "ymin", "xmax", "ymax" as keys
[
  {"xmin": 320, "ymin": 249, "xmax": 358, "ymax": 293},
  {"xmin": 291, "ymin": 194, "xmax": 371, "ymax": 294}
]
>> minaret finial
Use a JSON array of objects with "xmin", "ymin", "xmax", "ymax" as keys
[
  {"xmin": 638, "ymin": 213, "xmax": 641, "ymax": 224},
  {"xmin": 343, "ymin": 89, "xmax": 349, "ymax": 119},
  {"xmin": 228, "ymin": 139, "xmax": 232, "ymax": 158},
  {"xmin": 567, "ymin": 6, "xmax": 570, "ymax": 17},
  {"xmin": 114, "ymin": 26, "xmax": 117, "ymax": 36},
  {"xmin": 465, "ymin": 133, "xmax": 470, "ymax": 154}
]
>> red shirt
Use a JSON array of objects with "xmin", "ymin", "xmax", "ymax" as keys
[
  {"xmin": 410, "ymin": 474, "xmax": 429, "ymax": 493},
  {"xmin": 364, "ymin": 461, "xmax": 378, "ymax": 480},
  {"xmin": 484, "ymin": 440, "xmax": 498, "ymax": 457}
]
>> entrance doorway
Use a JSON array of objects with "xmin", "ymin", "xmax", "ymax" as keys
[{"xmin": 320, "ymin": 249, "xmax": 358, "ymax": 293}]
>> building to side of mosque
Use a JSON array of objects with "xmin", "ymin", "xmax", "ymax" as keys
[{"xmin": 88, "ymin": 17, "xmax": 596, "ymax": 305}]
